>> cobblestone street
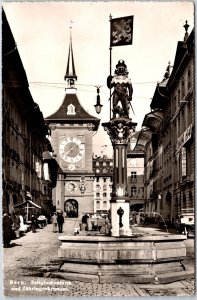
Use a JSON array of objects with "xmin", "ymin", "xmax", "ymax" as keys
[{"xmin": 3, "ymin": 220, "xmax": 195, "ymax": 297}]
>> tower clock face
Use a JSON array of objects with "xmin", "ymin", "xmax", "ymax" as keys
[{"xmin": 59, "ymin": 137, "xmax": 85, "ymax": 163}]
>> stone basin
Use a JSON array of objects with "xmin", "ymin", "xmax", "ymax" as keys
[{"xmin": 57, "ymin": 233, "xmax": 193, "ymax": 284}]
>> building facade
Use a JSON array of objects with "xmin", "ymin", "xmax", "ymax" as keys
[
  {"xmin": 45, "ymin": 31, "xmax": 100, "ymax": 218},
  {"xmin": 127, "ymin": 132, "xmax": 145, "ymax": 212},
  {"xmin": 2, "ymin": 9, "xmax": 57, "ymax": 216},
  {"xmin": 135, "ymin": 24, "xmax": 195, "ymax": 221},
  {"xmin": 93, "ymin": 155, "xmax": 113, "ymax": 213}
]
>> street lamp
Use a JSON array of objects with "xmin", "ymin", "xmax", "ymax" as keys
[{"xmin": 94, "ymin": 87, "xmax": 103, "ymax": 114}]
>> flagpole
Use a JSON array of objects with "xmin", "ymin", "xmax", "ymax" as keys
[{"xmin": 109, "ymin": 14, "xmax": 112, "ymax": 120}]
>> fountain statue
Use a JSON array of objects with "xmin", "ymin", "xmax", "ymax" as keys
[{"xmin": 57, "ymin": 61, "xmax": 192, "ymax": 284}]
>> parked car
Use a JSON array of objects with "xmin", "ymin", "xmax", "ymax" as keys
[{"xmin": 175, "ymin": 213, "xmax": 194, "ymax": 238}]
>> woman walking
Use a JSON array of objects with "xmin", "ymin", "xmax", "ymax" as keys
[{"xmin": 51, "ymin": 213, "xmax": 57, "ymax": 232}]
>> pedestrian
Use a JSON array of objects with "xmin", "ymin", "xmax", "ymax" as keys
[
  {"xmin": 57, "ymin": 212, "xmax": 64, "ymax": 233},
  {"xmin": 87, "ymin": 214, "xmax": 92, "ymax": 231},
  {"xmin": 31, "ymin": 214, "xmax": 37, "ymax": 233},
  {"xmin": 3, "ymin": 212, "xmax": 13, "ymax": 248},
  {"xmin": 51, "ymin": 212, "xmax": 57, "ymax": 232},
  {"xmin": 136, "ymin": 214, "xmax": 141, "ymax": 225},
  {"xmin": 81, "ymin": 214, "xmax": 89, "ymax": 232},
  {"xmin": 12, "ymin": 212, "xmax": 21, "ymax": 238},
  {"xmin": 19, "ymin": 213, "xmax": 29, "ymax": 233}
]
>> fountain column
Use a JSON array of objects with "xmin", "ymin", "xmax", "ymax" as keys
[{"xmin": 102, "ymin": 118, "xmax": 136, "ymax": 236}]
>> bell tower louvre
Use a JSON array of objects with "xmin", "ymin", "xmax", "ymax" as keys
[{"xmin": 45, "ymin": 28, "xmax": 100, "ymax": 218}]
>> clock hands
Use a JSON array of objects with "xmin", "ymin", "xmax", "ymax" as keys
[
  {"xmin": 59, "ymin": 138, "xmax": 85, "ymax": 163},
  {"xmin": 64, "ymin": 144, "xmax": 79, "ymax": 157}
]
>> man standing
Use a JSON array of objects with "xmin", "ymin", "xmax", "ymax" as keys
[
  {"xmin": 3, "ymin": 212, "xmax": 13, "ymax": 248},
  {"xmin": 31, "ymin": 214, "xmax": 37, "ymax": 233},
  {"xmin": 57, "ymin": 212, "xmax": 64, "ymax": 233}
]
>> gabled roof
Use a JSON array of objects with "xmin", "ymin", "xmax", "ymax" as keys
[
  {"xmin": 45, "ymin": 92, "xmax": 100, "ymax": 130},
  {"xmin": 167, "ymin": 29, "xmax": 194, "ymax": 89}
]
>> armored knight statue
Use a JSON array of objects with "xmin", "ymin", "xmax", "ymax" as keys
[{"xmin": 107, "ymin": 59, "xmax": 133, "ymax": 119}]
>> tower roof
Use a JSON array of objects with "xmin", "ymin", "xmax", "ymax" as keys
[
  {"xmin": 64, "ymin": 27, "xmax": 77, "ymax": 87},
  {"xmin": 45, "ymin": 93, "xmax": 100, "ymax": 130}
]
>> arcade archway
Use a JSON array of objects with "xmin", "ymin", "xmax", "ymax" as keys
[{"xmin": 165, "ymin": 192, "xmax": 172, "ymax": 219}]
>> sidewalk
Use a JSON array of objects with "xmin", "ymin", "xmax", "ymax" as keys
[{"xmin": 2, "ymin": 220, "xmax": 195, "ymax": 297}]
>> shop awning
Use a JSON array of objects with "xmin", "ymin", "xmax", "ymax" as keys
[{"xmin": 14, "ymin": 200, "xmax": 41, "ymax": 209}]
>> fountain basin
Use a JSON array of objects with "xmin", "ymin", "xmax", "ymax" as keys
[{"xmin": 58, "ymin": 234, "xmax": 192, "ymax": 284}]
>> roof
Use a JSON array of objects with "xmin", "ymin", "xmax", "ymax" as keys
[
  {"xmin": 45, "ymin": 92, "xmax": 100, "ymax": 130},
  {"xmin": 167, "ymin": 29, "xmax": 194, "ymax": 89}
]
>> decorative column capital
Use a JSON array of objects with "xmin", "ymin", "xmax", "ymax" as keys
[{"xmin": 102, "ymin": 117, "xmax": 137, "ymax": 144}]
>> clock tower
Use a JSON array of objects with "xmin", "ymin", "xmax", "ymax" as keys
[{"xmin": 45, "ymin": 29, "xmax": 100, "ymax": 218}]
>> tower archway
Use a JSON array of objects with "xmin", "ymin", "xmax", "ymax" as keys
[{"xmin": 64, "ymin": 199, "xmax": 78, "ymax": 218}]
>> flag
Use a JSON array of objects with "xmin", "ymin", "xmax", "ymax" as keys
[{"xmin": 110, "ymin": 16, "xmax": 134, "ymax": 47}]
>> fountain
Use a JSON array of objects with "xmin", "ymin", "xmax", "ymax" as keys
[{"xmin": 57, "ymin": 61, "xmax": 192, "ymax": 284}]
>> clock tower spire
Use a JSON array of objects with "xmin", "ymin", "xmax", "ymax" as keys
[{"xmin": 64, "ymin": 26, "xmax": 77, "ymax": 89}]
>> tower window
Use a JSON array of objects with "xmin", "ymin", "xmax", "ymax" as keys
[{"xmin": 67, "ymin": 104, "xmax": 76, "ymax": 115}]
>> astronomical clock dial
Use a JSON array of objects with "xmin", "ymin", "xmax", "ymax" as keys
[
  {"xmin": 66, "ymin": 182, "xmax": 76, "ymax": 192},
  {"xmin": 59, "ymin": 137, "xmax": 85, "ymax": 163}
]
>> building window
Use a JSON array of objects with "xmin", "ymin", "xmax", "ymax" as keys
[
  {"xmin": 131, "ymin": 172, "xmax": 137, "ymax": 182},
  {"xmin": 96, "ymin": 169, "xmax": 100, "ymax": 173},
  {"xmin": 181, "ymin": 79, "xmax": 185, "ymax": 98},
  {"xmin": 103, "ymin": 193, "xmax": 107, "ymax": 197},
  {"xmin": 96, "ymin": 193, "xmax": 100, "ymax": 198},
  {"xmin": 96, "ymin": 184, "xmax": 100, "ymax": 188},
  {"xmin": 103, "ymin": 184, "xmax": 107, "ymax": 191},
  {"xmin": 178, "ymin": 89, "xmax": 180, "ymax": 103},
  {"xmin": 187, "ymin": 68, "xmax": 191, "ymax": 89},
  {"xmin": 103, "ymin": 161, "xmax": 106, "ymax": 166},
  {"xmin": 96, "ymin": 161, "xmax": 99, "ymax": 166},
  {"xmin": 103, "ymin": 201, "xmax": 107, "ymax": 209},
  {"xmin": 131, "ymin": 186, "xmax": 137, "ymax": 197},
  {"xmin": 96, "ymin": 177, "xmax": 99, "ymax": 182},
  {"xmin": 96, "ymin": 201, "xmax": 100, "ymax": 209},
  {"xmin": 67, "ymin": 104, "xmax": 76, "ymax": 115},
  {"xmin": 103, "ymin": 178, "xmax": 106, "ymax": 182}
]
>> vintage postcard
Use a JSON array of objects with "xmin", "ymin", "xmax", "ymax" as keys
[{"xmin": 2, "ymin": 1, "xmax": 195, "ymax": 297}]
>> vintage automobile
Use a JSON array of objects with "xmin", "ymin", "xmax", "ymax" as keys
[{"xmin": 175, "ymin": 211, "xmax": 194, "ymax": 238}]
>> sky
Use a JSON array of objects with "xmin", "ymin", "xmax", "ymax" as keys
[{"xmin": 3, "ymin": 1, "xmax": 195, "ymax": 157}]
